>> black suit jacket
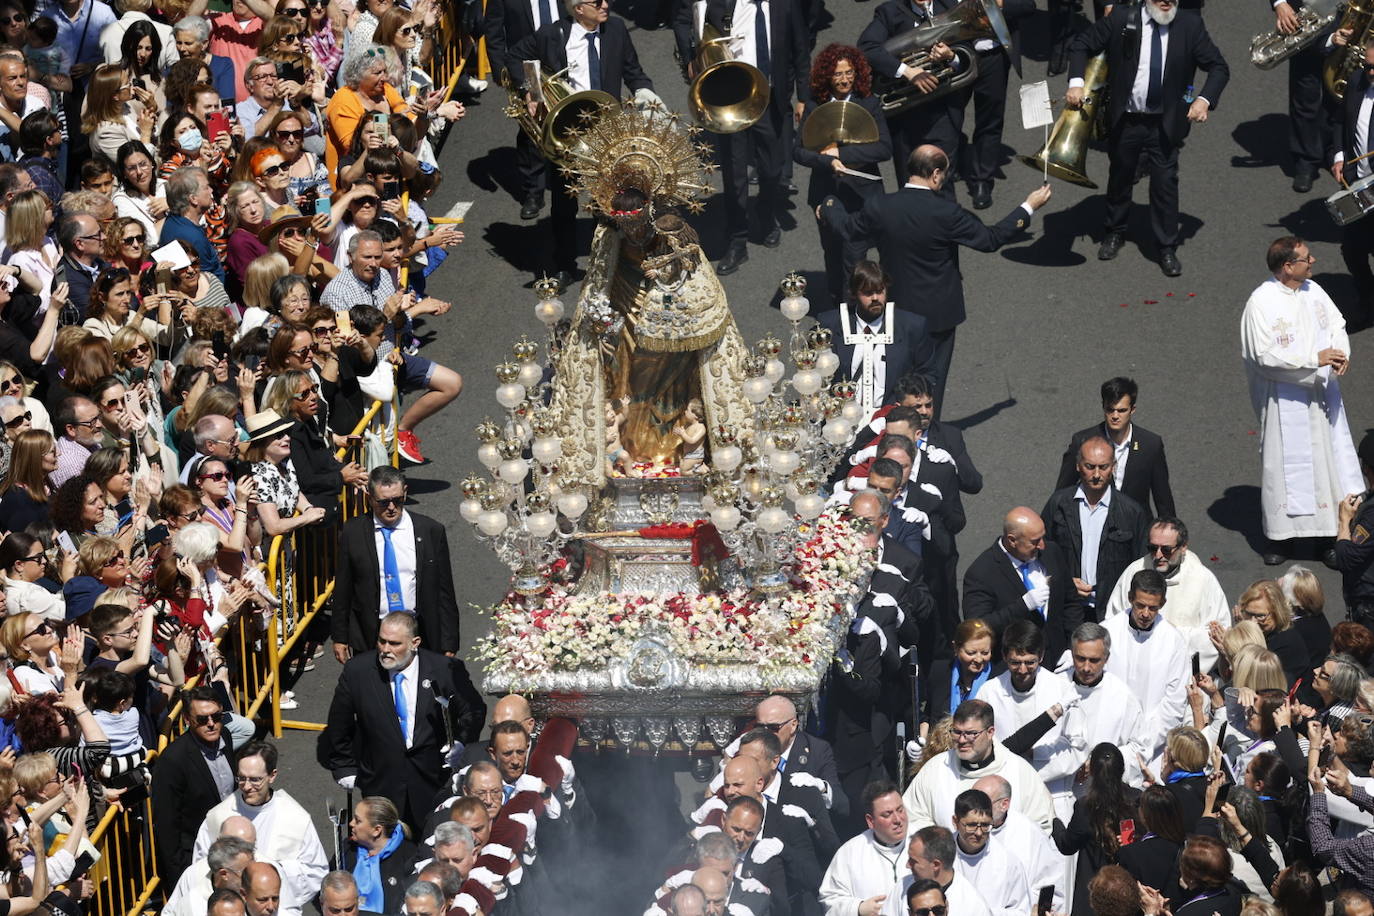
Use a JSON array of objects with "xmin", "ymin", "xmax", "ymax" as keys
[
  {"xmin": 510, "ymin": 15, "xmax": 653, "ymax": 99},
  {"xmin": 1334, "ymin": 68, "xmax": 1374, "ymax": 182},
  {"xmin": 926, "ymin": 420, "xmax": 982, "ymax": 495},
  {"xmin": 1067, "ymin": 6, "xmax": 1229, "ymax": 144},
  {"xmin": 703, "ymin": 0, "xmax": 810, "ymax": 109},
  {"xmin": 825, "ymin": 187, "xmax": 1030, "ymax": 331},
  {"xmin": 150, "ymin": 730, "xmax": 236, "ymax": 885},
  {"xmin": 331, "ymin": 512, "xmax": 461, "ymax": 654},
  {"xmin": 484, "ymin": 0, "xmax": 569, "ymax": 85},
  {"xmin": 962, "ymin": 539, "xmax": 1086, "ymax": 664},
  {"xmin": 318, "ymin": 649, "xmax": 486, "ymax": 829},
  {"xmin": 1054, "ymin": 423, "xmax": 1176, "ymax": 519},
  {"xmin": 858, "ymin": 0, "xmax": 960, "ymax": 82},
  {"xmin": 793, "ymin": 95, "xmax": 891, "ymax": 208},
  {"xmin": 784, "ymin": 730, "xmax": 845, "ymax": 818},
  {"xmin": 1040, "ymin": 485, "xmax": 1150, "ymax": 605},
  {"xmin": 814, "ymin": 305, "xmax": 936, "ymax": 404}
]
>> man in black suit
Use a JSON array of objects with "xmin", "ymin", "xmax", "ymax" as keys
[
  {"xmin": 151, "ymin": 686, "xmax": 242, "ymax": 887},
  {"xmin": 1042, "ymin": 437, "xmax": 1151, "ymax": 619},
  {"xmin": 703, "ymin": 0, "xmax": 809, "ymax": 276},
  {"xmin": 483, "ymin": 0, "xmax": 567, "ymax": 221},
  {"xmin": 1330, "ymin": 38, "xmax": 1374, "ymax": 328},
  {"xmin": 332, "ymin": 466, "xmax": 460, "ymax": 664},
  {"xmin": 857, "ymin": 0, "xmax": 966, "ymax": 186},
  {"xmin": 898, "ymin": 375, "xmax": 983, "ymax": 495},
  {"xmin": 1065, "ymin": 0, "xmax": 1229, "ymax": 277},
  {"xmin": 1053, "ymin": 376, "xmax": 1176, "ymax": 519},
  {"xmin": 510, "ymin": 0, "xmax": 653, "ymax": 284},
  {"xmin": 753, "ymin": 695, "xmax": 846, "ymax": 820},
  {"xmin": 319, "ymin": 612, "xmax": 486, "ymax": 833},
  {"xmin": 815, "ymin": 261, "xmax": 937, "ymax": 417},
  {"xmin": 963, "ymin": 506, "xmax": 1086, "ymax": 665},
  {"xmin": 960, "ymin": 0, "xmax": 1035, "ymax": 210},
  {"xmin": 721, "ymin": 754, "xmax": 819, "ymax": 915},
  {"xmin": 735, "ymin": 729, "xmax": 839, "ymax": 868},
  {"xmin": 1271, "ymin": 0, "xmax": 1331, "ymax": 193},
  {"xmin": 719, "ymin": 797, "xmax": 789, "ymax": 915},
  {"xmin": 823, "ymin": 145, "xmax": 1050, "ymax": 417}
]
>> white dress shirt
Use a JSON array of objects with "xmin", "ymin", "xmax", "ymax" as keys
[
  {"xmin": 564, "ymin": 23, "xmax": 601, "ymax": 93},
  {"xmin": 528, "ymin": 0, "xmax": 555, "ymax": 30},
  {"xmin": 728, "ymin": 0, "xmax": 770, "ymax": 70},
  {"xmin": 374, "ymin": 510, "xmax": 418, "ymax": 615},
  {"xmin": 1354, "ymin": 87, "xmax": 1374, "ymax": 179},
  {"xmin": 392, "ymin": 653, "xmax": 420, "ymax": 748},
  {"xmin": 998, "ymin": 539, "xmax": 1048, "ymax": 616},
  {"xmin": 1075, "ymin": 485, "xmax": 1111, "ymax": 590},
  {"xmin": 1128, "ymin": 11, "xmax": 1169, "ymax": 113},
  {"xmin": 1111, "ymin": 425, "xmax": 1132, "ymax": 489}
]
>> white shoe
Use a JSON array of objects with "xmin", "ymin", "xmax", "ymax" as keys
[
  {"xmin": 279, "ymin": 695, "xmax": 299, "ymax": 710},
  {"xmin": 458, "ymin": 75, "xmax": 487, "ymax": 93}
]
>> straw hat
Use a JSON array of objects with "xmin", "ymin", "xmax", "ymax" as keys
[
  {"xmin": 256, "ymin": 205, "xmax": 317, "ymax": 244},
  {"xmin": 246, "ymin": 409, "xmax": 294, "ymax": 444}
]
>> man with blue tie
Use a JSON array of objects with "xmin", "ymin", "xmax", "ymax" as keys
[
  {"xmin": 331, "ymin": 467, "xmax": 460, "ymax": 664},
  {"xmin": 319, "ymin": 612, "xmax": 486, "ymax": 834},
  {"xmin": 1065, "ymin": 0, "xmax": 1228, "ymax": 277}
]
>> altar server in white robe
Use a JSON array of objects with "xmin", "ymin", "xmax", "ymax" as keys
[
  {"xmin": 902, "ymin": 699, "xmax": 1054, "ymax": 834},
  {"xmin": 1101, "ymin": 570, "xmax": 1191, "ymax": 767},
  {"xmin": 1241, "ymin": 236, "xmax": 1363, "ymax": 563},
  {"xmin": 978, "ymin": 621, "xmax": 1074, "ymax": 775},
  {"xmin": 1103, "ymin": 517, "xmax": 1231, "ymax": 673},
  {"xmin": 945, "ymin": 790, "xmax": 1031, "ymax": 916},
  {"xmin": 819, "ymin": 781, "xmax": 911, "ymax": 916},
  {"xmin": 973, "ymin": 775, "xmax": 1065, "ymax": 914},
  {"xmin": 1041, "ymin": 622, "xmax": 1148, "ymax": 817},
  {"xmin": 879, "ymin": 827, "xmax": 991, "ymax": 916}
]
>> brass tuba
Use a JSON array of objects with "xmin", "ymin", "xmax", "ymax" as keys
[
  {"xmin": 1324, "ymin": 0, "xmax": 1374, "ymax": 98},
  {"xmin": 800, "ymin": 99, "xmax": 881, "ymax": 150},
  {"xmin": 1251, "ymin": 0, "xmax": 1343, "ymax": 69},
  {"xmin": 504, "ymin": 68, "xmax": 619, "ymax": 163},
  {"xmin": 872, "ymin": 0, "xmax": 1012, "ymax": 115},
  {"xmin": 1018, "ymin": 52, "xmax": 1108, "ymax": 187},
  {"xmin": 688, "ymin": 23, "xmax": 770, "ymax": 133}
]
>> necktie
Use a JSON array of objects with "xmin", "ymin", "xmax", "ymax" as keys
[
  {"xmin": 586, "ymin": 31, "xmax": 601, "ymax": 91},
  {"xmin": 1020, "ymin": 561, "xmax": 1043, "ymax": 614},
  {"xmin": 380, "ymin": 526, "xmax": 404, "ymax": 612},
  {"xmin": 502, "ymin": 783, "xmax": 515, "ymax": 803},
  {"xmin": 777, "ymin": 755, "xmax": 786, "ymax": 773},
  {"xmin": 392, "ymin": 671, "xmax": 408, "ymax": 745},
  {"xmin": 538, "ymin": 0, "xmax": 553, "ymax": 27},
  {"xmin": 1146, "ymin": 20, "xmax": 1163, "ymax": 111},
  {"xmin": 753, "ymin": 0, "xmax": 770, "ymax": 81}
]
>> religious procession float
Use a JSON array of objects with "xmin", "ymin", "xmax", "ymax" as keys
[{"xmin": 461, "ymin": 103, "xmax": 878, "ymax": 754}]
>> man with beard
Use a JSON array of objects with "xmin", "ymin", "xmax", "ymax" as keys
[
  {"xmin": 878, "ymin": 827, "xmax": 991, "ymax": 916},
  {"xmin": 1041, "ymin": 437, "xmax": 1150, "ymax": 618},
  {"xmin": 1101, "ymin": 570, "xmax": 1190, "ymax": 767},
  {"xmin": 819, "ymin": 781, "xmax": 911, "ymax": 916},
  {"xmin": 1102, "ymin": 517, "xmax": 1231, "ymax": 672},
  {"xmin": 1065, "ymin": 0, "xmax": 1229, "ymax": 276},
  {"xmin": 976, "ymin": 621, "xmax": 1073, "ymax": 778},
  {"xmin": 319, "ymin": 612, "xmax": 486, "ymax": 833},
  {"xmin": 901, "ymin": 700, "xmax": 1053, "ymax": 833}
]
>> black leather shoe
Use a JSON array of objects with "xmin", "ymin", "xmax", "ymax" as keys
[
  {"xmin": 520, "ymin": 194, "xmax": 543, "ymax": 220},
  {"xmin": 762, "ymin": 227, "xmax": 782, "ymax": 248},
  {"xmin": 1160, "ymin": 248, "xmax": 1182, "ymax": 277},
  {"xmin": 1097, "ymin": 232, "xmax": 1125, "ymax": 261},
  {"xmin": 1324, "ymin": 546, "xmax": 1340, "ymax": 570},
  {"xmin": 1262, "ymin": 550, "xmax": 1286, "ymax": 566},
  {"xmin": 1292, "ymin": 170, "xmax": 1316, "ymax": 193},
  {"xmin": 970, "ymin": 182, "xmax": 992, "ymax": 210},
  {"xmin": 717, "ymin": 245, "xmax": 749, "ymax": 276}
]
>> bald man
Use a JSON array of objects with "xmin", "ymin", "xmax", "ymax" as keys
[
  {"xmin": 1041, "ymin": 437, "xmax": 1150, "ymax": 617},
  {"xmin": 972, "ymin": 775, "xmax": 1064, "ymax": 913},
  {"xmin": 164, "ymin": 819, "xmax": 275, "ymax": 916},
  {"xmin": 689, "ymin": 869, "xmax": 726, "ymax": 916},
  {"xmin": 962, "ymin": 506, "xmax": 1085, "ymax": 666},
  {"xmin": 459, "ymin": 695, "xmax": 538, "ymax": 767},
  {"xmin": 242, "ymin": 863, "xmax": 282, "ymax": 916},
  {"xmin": 751, "ymin": 696, "xmax": 843, "ymax": 819}
]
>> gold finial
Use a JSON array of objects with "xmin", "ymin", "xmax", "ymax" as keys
[{"xmin": 779, "ymin": 273, "xmax": 807, "ymax": 298}]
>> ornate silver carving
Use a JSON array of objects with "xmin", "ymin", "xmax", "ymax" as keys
[
  {"xmin": 705, "ymin": 716, "xmax": 737, "ymax": 749},
  {"xmin": 674, "ymin": 716, "xmax": 703, "ymax": 748},
  {"xmin": 638, "ymin": 479, "xmax": 682, "ymax": 525},
  {"xmin": 612, "ymin": 717, "xmax": 640, "ymax": 748},
  {"xmin": 643, "ymin": 717, "xmax": 671, "ymax": 754}
]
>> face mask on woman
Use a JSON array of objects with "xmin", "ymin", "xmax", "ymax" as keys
[{"xmin": 179, "ymin": 128, "xmax": 205, "ymax": 152}]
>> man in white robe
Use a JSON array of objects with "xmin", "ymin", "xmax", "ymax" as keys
[
  {"xmin": 1242, "ymin": 235, "xmax": 1363, "ymax": 564},
  {"xmin": 947, "ymin": 790, "xmax": 1031, "ymax": 916},
  {"xmin": 191, "ymin": 743, "xmax": 329, "ymax": 905},
  {"xmin": 820, "ymin": 781, "xmax": 910, "ymax": 916},
  {"xmin": 1103, "ymin": 518, "xmax": 1231, "ymax": 672},
  {"xmin": 977, "ymin": 620, "xmax": 1074, "ymax": 779},
  {"xmin": 973, "ymin": 775, "xmax": 1065, "ymax": 914},
  {"xmin": 902, "ymin": 699, "xmax": 1054, "ymax": 834},
  {"xmin": 1101, "ymin": 570, "xmax": 1190, "ymax": 766},
  {"xmin": 879, "ymin": 827, "xmax": 991, "ymax": 916}
]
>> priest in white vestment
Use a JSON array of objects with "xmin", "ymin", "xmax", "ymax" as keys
[
  {"xmin": 820, "ymin": 784, "xmax": 911, "ymax": 916},
  {"xmin": 974, "ymin": 775, "xmax": 1066, "ymax": 914},
  {"xmin": 1101, "ymin": 571, "xmax": 1190, "ymax": 765},
  {"xmin": 978, "ymin": 621, "xmax": 1075, "ymax": 780},
  {"xmin": 1241, "ymin": 237, "xmax": 1362, "ymax": 558},
  {"xmin": 946, "ymin": 789, "xmax": 1031, "ymax": 916},
  {"xmin": 880, "ymin": 828, "xmax": 992, "ymax": 916},
  {"xmin": 1103, "ymin": 519, "xmax": 1231, "ymax": 672},
  {"xmin": 902, "ymin": 699, "xmax": 1054, "ymax": 834}
]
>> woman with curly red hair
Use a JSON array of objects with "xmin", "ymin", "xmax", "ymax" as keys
[{"xmin": 795, "ymin": 44, "xmax": 891, "ymax": 304}]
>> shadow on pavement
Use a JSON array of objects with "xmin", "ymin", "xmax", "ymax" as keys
[
  {"xmin": 1207, "ymin": 484, "xmax": 1266, "ymax": 554},
  {"xmin": 946, "ymin": 397, "xmax": 1017, "ymax": 431},
  {"xmin": 1230, "ymin": 113, "xmax": 1289, "ymax": 171},
  {"xmin": 467, "ymin": 144, "xmax": 525, "ymax": 200},
  {"xmin": 1273, "ymin": 197, "xmax": 1343, "ymax": 247}
]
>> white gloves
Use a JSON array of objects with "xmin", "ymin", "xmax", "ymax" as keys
[
  {"xmin": 900, "ymin": 506, "xmax": 931, "ymax": 538},
  {"xmin": 925, "ymin": 446, "xmax": 952, "ymax": 465},
  {"xmin": 633, "ymin": 88, "xmax": 665, "ymax": 111},
  {"xmin": 337, "ymin": 775, "xmax": 356, "ymax": 790},
  {"xmin": 1023, "ymin": 580, "xmax": 1050, "ymax": 610},
  {"xmin": 905, "ymin": 738, "xmax": 924, "ymax": 762}
]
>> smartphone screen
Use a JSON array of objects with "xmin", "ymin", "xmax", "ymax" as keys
[{"xmin": 1191, "ymin": 652, "xmax": 1200, "ymax": 678}]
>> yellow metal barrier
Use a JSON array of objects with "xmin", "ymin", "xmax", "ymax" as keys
[{"xmin": 87, "ymin": 790, "xmax": 161, "ymax": 916}]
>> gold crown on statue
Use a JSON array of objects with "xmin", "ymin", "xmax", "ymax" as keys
[{"xmin": 560, "ymin": 106, "xmax": 716, "ymax": 216}]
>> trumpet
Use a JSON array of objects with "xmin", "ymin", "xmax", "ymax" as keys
[
  {"xmin": 504, "ymin": 68, "xmax": 619, "ymax": 164},
  {"xmin": 871, "ymin": 0, "xmax": 1012, "ymax": 115},
  {"xmin": 1251, "ymin": 0, "xmax": 1343, "ymax": 69}
]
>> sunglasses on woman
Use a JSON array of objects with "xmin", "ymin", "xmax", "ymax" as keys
[
  {"xmin": 286, "ymin": 345, "xmax": 313, "ymax": 359},
  {"xmin": 0, "ymin": 376, "xmax": 20, "ymax": 391},
  {"xmin": 292, "ymin": 384, "xmax": 321, "ymax": 400},
  {"xmin": 398, "ymin": 24, "xmax": 419, "ymax": 35},
  {"xmin": 103, "ymin": 552, "xmax": 126, "ymax": 567},
  {"xmin": 25, "ymin": 621, "xmax": 51, "ymax": 638},
  {"xmin": 3, "ymin": 412, "xmax": 31, "ymax": 429},
  {"xmin": 275, "ymin": 128, "xmax": 304, "ymax": 140},
  {"xmin": 122, "ymin": 234, "xmax": 145, "ymax": 245},
  {"xmin": 281, "ymin": 6, "xmax": 307, "ymax": 15},
  {"xmin": 198, "ymin": 471, "xmax": 230, "ymax": 482},
  {"xmin": 0, "ymin": 14, "xmax": 24, "ymax": 24},
  {"xmin": 119, "ymin": 342, "xmax": 151, "ymax": 359},
  {"xmin": 258, "ymin": 163, "xmax": 286, "ymax": 178}
]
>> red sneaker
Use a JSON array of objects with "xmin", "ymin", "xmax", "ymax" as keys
[{"xmin": 397, "ymin": 429, "xmax": 425, "ymax": 463}]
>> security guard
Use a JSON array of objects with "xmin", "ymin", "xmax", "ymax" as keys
[{"xmin": 1334, "ymin": 430, "xmax": 1374, "ymax": 628}]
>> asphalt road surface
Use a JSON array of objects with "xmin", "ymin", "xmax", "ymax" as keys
[{"xmin": 269, "ymin": 0, "xmax": 1374, "ymax": 908}]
